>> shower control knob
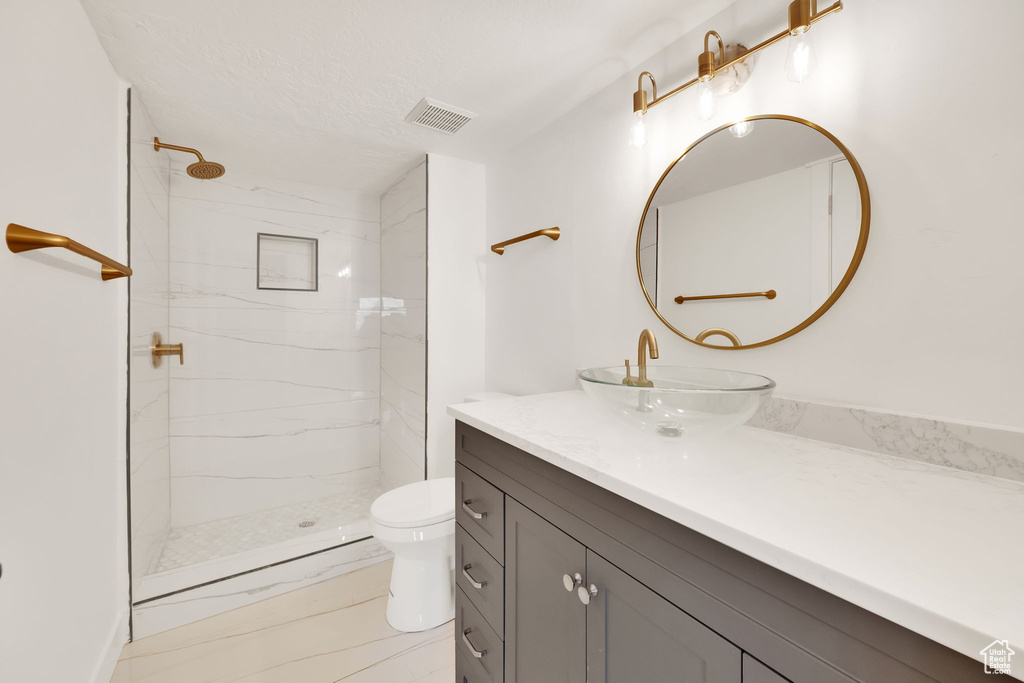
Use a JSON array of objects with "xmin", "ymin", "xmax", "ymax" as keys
[
  {"xmin": 562, "ymin": 572, "xmax": 582, "ymax": 592},
  {"xmin": 578, "ymin": 584, "xmax": 598, "ymax": 605}
]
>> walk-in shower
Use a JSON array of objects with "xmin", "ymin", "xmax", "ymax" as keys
[{"xmin": 126, "ymin": 90, "xmax": 426, "ymax": 636}]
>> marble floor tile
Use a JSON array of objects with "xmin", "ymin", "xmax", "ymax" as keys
[{"xmin": 112, "ymin": 560, "xmax": 455, "ymax": 683}]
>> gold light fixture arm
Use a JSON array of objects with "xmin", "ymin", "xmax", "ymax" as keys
[
  {"xmin": 636, "ymin": 0, "xmax": 842, "ymax": 113},
  {"xmin": 634, "ymin": 72, "xmax": 658, "ymax": 113},
  {"xmin": 6, "ymin": 223, "xmax": 132, "ymax": 280},
  {"xmin": 674, "ymin": 290, "xmax": 777, "ymax": 304},
  {"xmin": 491, "ymin": 227, "xmax": 560, "ymax": 255},
  {"xmin": 153, "ymin": 137, "xmax": 206, "ymax": 163}
]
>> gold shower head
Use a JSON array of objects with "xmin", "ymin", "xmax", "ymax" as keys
[{"xmin": 153, "ymin": 137, "xmax": 226, "ymax": 180}]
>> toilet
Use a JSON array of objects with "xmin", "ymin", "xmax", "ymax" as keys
[
  {"xmin": 370, "ymin": 394, "xmax": 513, "ymax": 632},
  {"xmin": 371, "ymin": 477, "xmax": 456, "ymax": 632}
]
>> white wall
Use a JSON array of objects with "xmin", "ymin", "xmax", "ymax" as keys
[
  {"xmin": 0, "ymin": 1, "xmax": 128, "ymax": 681},
  {"xmin": 485, "ymin": 0, "xmax": 1024, "ymax": 429},
  {"xmin": 168, "ymin": 167, "xmax": 381, "ymax": 526},
  {"xmin": 128, "ymin": 92, "xmax": 172, "ymax": 586},
  {"xmin": 426, "ymin": 155, "xmax": 487, "ymax": 478},
  {"xmin": 380, "ymin": 159, "xmax": 428, "ymax": 490}
]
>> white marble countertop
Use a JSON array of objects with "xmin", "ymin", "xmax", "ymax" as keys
[{"xmin": 448, "ymin": 391, "xmax": 1024, "ymax": 665}]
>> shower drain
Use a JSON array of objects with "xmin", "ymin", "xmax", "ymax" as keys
[{"xmin": 298, "ymin": 520, "xmax": 317, "ymax": 528}]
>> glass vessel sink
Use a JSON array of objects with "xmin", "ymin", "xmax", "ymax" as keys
[{"xmin": 578, "ymin": 366, "xmax": 775, "ymax": 438}]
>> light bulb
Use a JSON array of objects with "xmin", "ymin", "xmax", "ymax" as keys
[
  {"xmin": 785, "ymin": 30, "xmax": 817, "ymax": 83},
  {"xmin": 695, "ymin": 79, "xmax": 717, "ymax": 122},
  {"xmin": 629, "ymin": 113, "xmax": 647, "ymax": 149},
  {"xmin": 729, "ymin": 120, "xmax": 754, "ymax": 139}
]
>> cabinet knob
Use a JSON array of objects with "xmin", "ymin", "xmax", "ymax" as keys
[
  {"xmin": 562, "ymin": 572, "xmax": 582, "ymax": 592},
  {"xmin": 578, "ymin": 583, "xmax": 598, "ymax": 605}
]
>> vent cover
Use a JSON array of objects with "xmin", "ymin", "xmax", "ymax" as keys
[{"xmin": 405, "ymin": 97, "xmax": 476, "ymax": 134}]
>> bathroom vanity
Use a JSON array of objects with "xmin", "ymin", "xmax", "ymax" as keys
[{"xmin": 450, "ymin": 392, "xmax": 1024, "ymax": 683}]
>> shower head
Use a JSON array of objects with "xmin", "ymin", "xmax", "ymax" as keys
[
  {"xmin": 153, "ymin": 137, "xmax": 226, "ymax": 180},
  {"xmin": 186, "ymin": 160, "xmax": 226, "ymax": 180}
]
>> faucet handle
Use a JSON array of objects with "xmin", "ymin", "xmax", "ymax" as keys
[{"xmin": 622, "ymin": 359, "xmax": 634, "ymax": 386}]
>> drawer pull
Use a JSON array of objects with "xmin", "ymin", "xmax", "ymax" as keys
[
  {"xmin": 562, "ymin": 572, "xmax": 582, "ymax": 592},
  {"xmin": 462, "ymin": 628, "xmax": 487, "ymax": 658},
  {"xmin": 462, "ymin": 564, "xmax": 487, "ymax": 589},
  {"xmin": 462, "ymin": 499, "xmax": 487, "ymax": 520}
]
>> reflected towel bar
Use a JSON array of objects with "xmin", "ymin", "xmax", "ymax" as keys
[
  {"xmin": 491, "ymin": 227, "xmax": 560, "ymax": 255},
  {"xmin": 696, "ymin": 328, "xmax": 742, "ymax": 347},
  {"xmin": 674, "ymin": 289, "xmax": 775, "ymax": 304},
  {"xmin": 6, "ymin": 223, "xmax": 132, "ymax": 280}
]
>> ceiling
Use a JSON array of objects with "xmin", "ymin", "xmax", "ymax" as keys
[
  {"xmin": 80, "ymin": 0, "xmax": 733, "ymax": 193},
  {"xmin": 655, "ymin": 119, "xmax": 844, "ymax": 205}
]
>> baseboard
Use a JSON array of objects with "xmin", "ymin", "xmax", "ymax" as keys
[{"xmin": 89, "ymin": 611, "xmax": 128, "ymax": 683}]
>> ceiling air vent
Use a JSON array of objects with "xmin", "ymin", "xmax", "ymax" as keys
[{"xmin": 405, "ymin": 97, "xmax": 476, "ymax": 134}]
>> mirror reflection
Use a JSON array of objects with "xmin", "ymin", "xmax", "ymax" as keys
[{"xmin": 638, "ymin": 116, "xmax": 867, "ymax": 348}]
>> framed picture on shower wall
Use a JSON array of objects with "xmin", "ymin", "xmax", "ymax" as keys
[{"xmin": 256, "ymin": 233, "xmax": 319, "ymax": 291}]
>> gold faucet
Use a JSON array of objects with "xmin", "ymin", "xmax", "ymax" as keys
[{"xmin": 623, "ymin": 329, "xmax": 659, "ymax": 387}]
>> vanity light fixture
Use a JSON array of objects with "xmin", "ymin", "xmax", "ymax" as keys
[
  {"xmin": 729, "ymin": 120, "xmax": 755, "ymax": 138},
  {"xmin": 630, "ymin": 0, "xmax": 842, "ymax": 146}
]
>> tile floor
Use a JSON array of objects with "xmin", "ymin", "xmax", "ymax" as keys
[
  {"xmin": 112, "ymin": 560, "xmax": 454, "ymax": 682},
  {"xmin": 155, "ymin": 484, "xmax": 383, "ymax": 572}
]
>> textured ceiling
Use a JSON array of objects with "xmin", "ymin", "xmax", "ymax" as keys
[{"xmin": 80, "ymin": 0, "xmax": 732, "ymax": 192}]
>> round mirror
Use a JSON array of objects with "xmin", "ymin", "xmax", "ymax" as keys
[{"xmin": 636, "ymin": 115, "xmax": 869, "ymax": 349}]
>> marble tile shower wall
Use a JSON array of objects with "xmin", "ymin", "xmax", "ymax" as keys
[
  {"xmin": 167, "ymin": 168, "xmax": 382, "ymax": 527},
  {"xmin": 129, "ymin": 93, "xmax": 171, "ymax": 583},
  {"xmin": 751, "ymin": 396, "xmax": 1024, "ymax": 483},
  {"xmin": 379, "ymin": 160, "xmax": 427, "ymax": 491}
]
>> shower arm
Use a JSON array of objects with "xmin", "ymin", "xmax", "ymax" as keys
[{"xmin": 153, "ymin": 137, "xmax": 206, "ymax": 162}]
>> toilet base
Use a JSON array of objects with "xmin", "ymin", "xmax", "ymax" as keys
[{"xmin": 385, "ymin": 553, "xmax": 454, "ymax": 632}]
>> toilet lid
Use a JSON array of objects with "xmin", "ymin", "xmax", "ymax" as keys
[{"xmin": 371, "ymin": 477, "xmax": 455, "ymax": 528}]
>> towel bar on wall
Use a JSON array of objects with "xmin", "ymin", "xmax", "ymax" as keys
[
  {"xmin": 5, "ymin": 223, "xmax": 132, "ymax": 280},
  {"xmin": 491, "ymin": 227, "xmax": 560, "ymax": 255},
  {"xmin": 674, "ymin": 289, "xmax": 775, "ymax": 304}
]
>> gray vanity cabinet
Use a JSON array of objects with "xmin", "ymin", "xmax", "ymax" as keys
[
  {"xmin": 504, "ymin": 498, "xmax": 740, "ymax": 683},
  {"xmin": 505, "ymin": 499, "xmax": 586, "ymax": 683},
  {"xmin": 455, "ymin": 421, "xmax": 999, "ymax": 683},
  {"xmin": 586, "ymin": 550, "xmax": 741, "ymax": 682}
]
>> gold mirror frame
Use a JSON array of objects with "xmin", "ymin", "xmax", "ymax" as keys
[{"xmin": 635, "ymin": 114, "xmax": 870, "ymax": 350}]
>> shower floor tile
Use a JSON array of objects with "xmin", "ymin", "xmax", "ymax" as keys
[{"xmin": 155, "ymin": 483, "xmax": 383, "ymax": 573}]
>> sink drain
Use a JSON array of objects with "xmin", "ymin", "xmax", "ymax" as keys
[{"xmin": 298, "ymin": 520, "xmax": 317, "ymax": 528}]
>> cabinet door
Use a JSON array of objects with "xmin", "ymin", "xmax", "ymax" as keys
[
  {"xmin": 743, "ymin": 654, "xmax": 792, "ymax": 683},
  {"xmin": 586, "ymin": 551, "xmax": 742, "ymax": 683},
  {"xmin": 505, "ymin": 498, "xmax": 586, "ymax": 683}
]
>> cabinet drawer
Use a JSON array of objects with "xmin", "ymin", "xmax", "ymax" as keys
[
  {"xmin": 456, "ymin": 463, "xmax": 505, "ymax": 564},
  {"xmin": 457, "ymin": 586, "xmax": 504, "ymax": 683},
  {"xmin": 457, "ymin": 523, "xmax": 505, "ymax": 638},
  {"xmin": 456, "ymin": 650, "xmax": 474, "ymax": 683}
]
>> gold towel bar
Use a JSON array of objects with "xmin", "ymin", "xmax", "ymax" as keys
[
  {"xmin": 6, "ymin": 223, "xmax": 132, "ymax": 280},
  {"xmin": 674, "ymin": 289, "xmax": 775, "ymax": 304},
  {"xmin": 491, "ymin": 227, "xmax": 560, "ymax": 255}
]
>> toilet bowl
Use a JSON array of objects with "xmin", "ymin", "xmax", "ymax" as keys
[{"xmin": 371, "ymin": 477, "xmax": 455, "ymax": 632}]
